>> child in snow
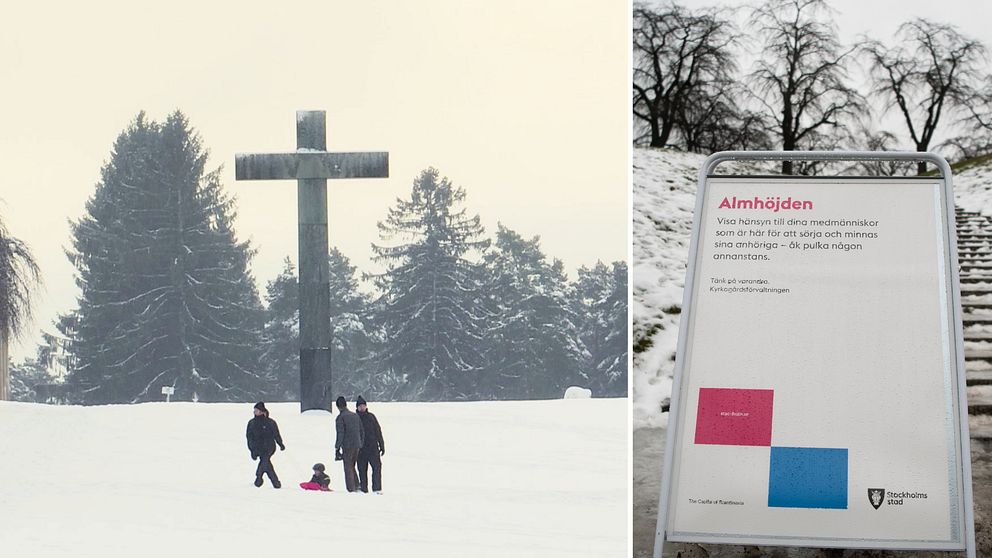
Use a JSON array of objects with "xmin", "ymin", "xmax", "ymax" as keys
[{"xmin": 300, "ymin": 463, "xmax": 331, "ymax": 491}]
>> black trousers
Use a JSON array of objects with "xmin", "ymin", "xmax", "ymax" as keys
[
  {"xmin": 358, "ymin": 448, "xmax": 382, "ymax": 492},
  {"xmin": 342, "ymin": 448, "xmax": 360, "ymax": 492},
  {"xmin": 255, "ymin": 453, "xmax": 280, "ymax": 486}
]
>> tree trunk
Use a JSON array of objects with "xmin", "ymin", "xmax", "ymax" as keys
[
  {"xmin": 916, "ymin": 143, "xmax": 929, "ymax": 176},
  {"xmin": 0, "ymin": 334, "xmax": 9, "ymax": 401},
  {"xmin": 659, "ymin": 117, "xmax": 675, "ymax": 148},
  {"xmin": 649, "ymin": 116, "xmax": 663, "ymax": 148},
  {"xmin": 781, "ymin": 106, "xmax": 795, "ymax": 175}
]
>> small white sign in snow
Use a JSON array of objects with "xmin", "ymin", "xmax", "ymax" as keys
[{"xmin": 161, "ymin": 386, "xmax": 175, "ymax": 395}]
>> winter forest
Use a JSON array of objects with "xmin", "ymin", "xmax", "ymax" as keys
[{"xmin": 5, "ymin": 112, "xmax": 627, "ymax": 405}]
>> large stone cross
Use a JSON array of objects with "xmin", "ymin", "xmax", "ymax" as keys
[{"xmin": 236, "ymin": 110, "xmax": 388, "ymax": 412}]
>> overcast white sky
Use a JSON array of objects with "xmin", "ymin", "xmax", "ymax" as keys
[
  {"xmin": 678, "ymin": 0, "xmax": 991, "ymax": 44},
  {"xmin": 0, "ymin": 0, "xmax": 629, "ymax": 360}
]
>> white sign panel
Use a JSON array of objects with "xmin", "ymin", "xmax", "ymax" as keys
[{"xmin": 663, "ymin": 177, "xmax": 968, "ymax": 550}]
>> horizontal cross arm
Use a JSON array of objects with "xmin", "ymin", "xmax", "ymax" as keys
[{"xmin": 235, "ymin": 152, "xmax": 389, "ymax": 180}]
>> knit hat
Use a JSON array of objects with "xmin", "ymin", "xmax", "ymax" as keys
[
  {"xmin": 335, "ymin": 396, "xmax": 347, "ymax": 409},
  {"xmin": 312, "ymin": 463, "xmax": 325, "ymax": 472},
  {"xmin": 254, "ymin": 401, "xmax": 267, "ymax": 413},
  {"xmin": 356, "ymin": 395, "xmax": 367, "ymax": 407}
]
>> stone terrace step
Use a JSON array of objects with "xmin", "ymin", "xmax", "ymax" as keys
[
  {"xmin": 960, "ymin": 286, "xmax": 992, "ymax": 294},
  {"xmin": 959, "ymin": 277, "xmax": 992, "ymax": 284},
  {"xmin": 966, "ymin": 350, "xmax": 992, "ymax": 362},
  {"xmin": 967, "ymin": 370, "xmax": 992, "ymax": 385},
  {"xmin": 968, "ymin": 391, "xmax": 992, "ymax": 414},
  {"xmin": 965, "ymin": 332, "xmax": 992, "ymax": 342},
  {"xmin": 971, "ymin": 422, "xmax": 992, "ymax": 449},
  {"xmin": 960, "ymin": 264, "xmax": 992, "ymax": 271}
]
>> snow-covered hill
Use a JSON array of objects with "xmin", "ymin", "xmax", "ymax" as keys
[
  {"xmin": 632, "ymin": 147, "xmax": 992, "ymax": 429},
  {"xmin": 0, "ymin": 399, "xmax": 626, "ymax": 557}
]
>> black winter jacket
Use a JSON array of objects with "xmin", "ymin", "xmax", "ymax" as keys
[
  {"xmin": 335, "ymin": 408, "xmax": 364, "ymax": 450},
  {"xmin": 246, "ymin": 415, "xmax": 284, "ymax": 458},
  {"xmin": 310, "ymin": 471, "xmax": 330, "ymax": 489},
  {"xmin": 358, "ymin": 409, "xmax": 385, "ymax": 453}
]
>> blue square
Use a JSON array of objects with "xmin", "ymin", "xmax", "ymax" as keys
[{"xmin": 768, "ymin": 447, "xmax": 848, "ymax": 509}]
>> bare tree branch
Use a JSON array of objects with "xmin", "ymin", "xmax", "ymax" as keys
[
  {"xmin": 861, "ymin": 18, "xmax": 987, "ymax": 173},
  {"xmin": 748, "ymin": 0, "xmax": 865, "ymax": 174},
  {"xmin": 632, "ymin": 2, "xmax": 740, "ymax": 149}
]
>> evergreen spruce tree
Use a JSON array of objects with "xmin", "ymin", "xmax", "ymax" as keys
[
  {"xmin": 574, "ymin": 261, "xmax": 628, "ymax": 397},
  {"xmin": 326, "ymin": 248, "xmax": 375, "ymax": 397},
  {"xmin": 371, "ymin": 168, "xmax": 490, "ymax": 400},
  {"xmin": 483, "ymin": 225, "xmax": 587, "ymax": 399},
  {"xmin": 9, "ymin": 357, "xmax": 50, "ymax": 402},
  {"xmin": 261, "ymin": 249, "xmax": 374, "ymax": 401},
  {"xmin": 65, "ymin": 112, "xmax": 266, "ymax": 403},
  {"xmin": 261, "ymin": 258, "xmax": 299, "ymax": 400}
]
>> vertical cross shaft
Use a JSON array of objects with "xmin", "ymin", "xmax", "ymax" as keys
[
  {"xmin": 296, "ymin": 112, "xmax": 332, "ymax": 412},
  {"xmin": 236, "ymin": 110, "xmax": 388, "ymax": 413}
]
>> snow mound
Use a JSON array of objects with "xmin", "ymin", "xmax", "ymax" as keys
[
  {"xmin": 0, "ymin": 399, "xmax": 626, "ymax": 558},
  {"xmin": 563, "ymin": 386, "xmax": 592, "ymax": 398}
]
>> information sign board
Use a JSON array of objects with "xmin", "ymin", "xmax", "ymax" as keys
[{"xmin": 655, "ymin": 152, "xmax": 974, "ymax": 555}]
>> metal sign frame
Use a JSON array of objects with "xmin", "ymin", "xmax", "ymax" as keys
[{"xmin": 653, "ymin": 151, "xmax": 976, "ymax": 558}]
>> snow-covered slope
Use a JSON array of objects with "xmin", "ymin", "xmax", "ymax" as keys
[
  {"xmin": 632, "ymin": 147, "xmax": 992, "ymax": 429},
  {"xmin": 953, "ymin": 160, "xmax": 992, "ymax": 215},
  {"xmin": 631, "ymin": 149, "xmax": 704, "ymax": 429},
  {"xmin": 0, "ymin": 399, "xmax": 626, "ymax": 558},
  {"xmin": 631, "ymin": 148, "xmax": 757, "ymax": 428}
]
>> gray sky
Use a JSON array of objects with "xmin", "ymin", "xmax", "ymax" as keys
[
  {"xmin": 671, "ymin": 0, "xmax": 992, "ymax": 146},
  {"xmin": 0, "ymin": 0, "xmax": 629, "ymax": 360},
  {"xmin": 676, "ymin": 0, "xmax": 992, "ymax": 52}
]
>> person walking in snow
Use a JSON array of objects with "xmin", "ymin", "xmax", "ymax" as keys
[
  {"xmin": 334, "ymin": 396, "xmax": 363, "ymax": 492},
  {"xmin": 355, "ymin": 395, "xmax": 385, "ymax": 493},
  {"xmin": 246, "ymin": 401, "xmax": 285, "ymax": 488}
]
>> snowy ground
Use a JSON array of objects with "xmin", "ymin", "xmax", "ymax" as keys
[
  {"xmin": 0, "ymin": 399, "xmax": 627, "ymax": 558},
  {"xmin": 632, "ymin": 148, "xmax": 761, "ymax": 429}
]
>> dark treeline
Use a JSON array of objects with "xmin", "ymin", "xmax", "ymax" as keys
[
  {"xmin": 633, "ymin": 0, "xmax": 992, "ymax": 174},
  {"xmin": 13, "ymin": 112, "xmax": 626, "ymax": 404}
]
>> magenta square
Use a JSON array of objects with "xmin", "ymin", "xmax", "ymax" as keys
[{"xmin": 694, "ymin": 388, "xmax": 774, "ymax": 446}]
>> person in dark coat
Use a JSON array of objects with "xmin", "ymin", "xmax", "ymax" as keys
[
  {"xmin": 246, "ymin": 401, "xmax": 285, "ymax": 488},
  {"xmin": 355, "ymin": 395, "xmax": 385, "ymax": 493},
  {"xmin": 334, "ymin": 396, "xmax": 363, "ymax": 492}
]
